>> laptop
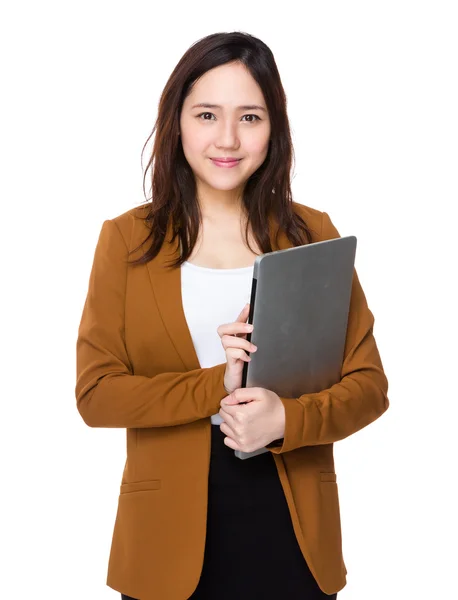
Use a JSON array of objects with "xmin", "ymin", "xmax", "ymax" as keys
[{"xmin": 235, "ymin": 235, "xmax": 357, "ymax": 459}]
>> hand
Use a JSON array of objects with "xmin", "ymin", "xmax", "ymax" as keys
[
  {"xmin": 218, "ymin": 387, "xmax": 285, "ymax": 452},
  {"xmin": 217, "ymin": 303, "xmax": 257, "ymax": 394}
]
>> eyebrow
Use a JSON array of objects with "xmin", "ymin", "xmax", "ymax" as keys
[{"xmin": 191, "ymin": 102, "xmax": 267, "ymax": 113}]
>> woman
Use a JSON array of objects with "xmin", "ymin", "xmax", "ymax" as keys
[{"xmin": 75, "ymin": 31, "xmax": 389, "ymax": 600}]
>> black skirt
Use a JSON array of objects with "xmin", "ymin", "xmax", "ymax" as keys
[
  {"xmin": 188, "ymin": 425, "xmax": 336, "ymax": 600},
  {"xmin": 121, "ymin": 425, "xmax": 337, "ymax": 600}
]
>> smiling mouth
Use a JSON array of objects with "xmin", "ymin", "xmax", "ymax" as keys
[
  {"xmin": 210, "ymin": 158, "xmax": 242, "ymax": 162},
  {"xmin": 210, "ymin": 158, "xmax": 242, "ymax": 169}
]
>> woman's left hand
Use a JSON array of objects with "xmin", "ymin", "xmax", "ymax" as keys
[{"xmin": 219, "ymin": 387, "xmax": 285, "ymax": 452}]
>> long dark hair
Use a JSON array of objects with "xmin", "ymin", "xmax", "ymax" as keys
[{"xmin": 129, "ymin": 31, "xmax": 312, "ymax": 268}]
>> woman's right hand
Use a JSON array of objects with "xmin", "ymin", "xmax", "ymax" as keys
[{"xmin": 217, "ymin": 303, "xmax": 257, "ymax": 395}]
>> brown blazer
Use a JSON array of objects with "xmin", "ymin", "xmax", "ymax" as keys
[{"xmin": 75, "ymin": 201, "xmax": 389, "ymax": 599}]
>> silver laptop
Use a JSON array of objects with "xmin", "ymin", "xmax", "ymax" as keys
[{"xmin": 235, "ymin": 236, "xmax": 357, "ymax": 459}]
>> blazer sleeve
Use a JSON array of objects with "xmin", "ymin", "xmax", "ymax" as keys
[
  {"xmin": 267, "ymin": 211, "xmax": 389, "ymax": 453},
  {"xmin": 75, "ymin": 219, "xmax": 227, "ymax": 429}
]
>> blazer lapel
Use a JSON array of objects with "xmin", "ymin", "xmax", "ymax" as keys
[{"xmin": 145, "ymin": 227, "xmax": 201, "ymax": 372}]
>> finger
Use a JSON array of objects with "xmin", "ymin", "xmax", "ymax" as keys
[
  {"xmin": 217, "ymin": 321, "xmax": 253, "ymax": 340},
  {"xmin": 219, "ymin": 420, "xmax": 236, "ymax": 438},
  {"xmin": 225, "ymin": 347, "xmax": 252, "ymax": 363},
  {"xmin": 222, "ymin": 435, "xmax": 240, "ymax": 451},
  {"xmin": 219, "ymin": 406, "xmax": 236, "ymax": 428},
  {"xmin": 223, "ymin": 387, "xmax": 258, "ymax": 404},
  {"xmin": 236, "ymin": 303, "xmax": 250, "ymax": 322},
  {"xmin": 221, "ymin": 334, "xmax": 256, "ymax": 354}
]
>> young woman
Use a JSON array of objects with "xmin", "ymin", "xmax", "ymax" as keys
[{"xmin": 75, "ymin": 31, "xmax": 389, "ymax": 600}]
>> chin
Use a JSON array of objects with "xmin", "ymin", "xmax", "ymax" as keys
[{"xmin": 207, "ymin": 177, "xmax": 246, "ymax": 189}]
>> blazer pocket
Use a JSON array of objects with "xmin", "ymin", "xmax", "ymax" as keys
[
  {"xmin": 320, "ymin": 472, "xmax": 337, "ymax": 483},
  {"xmin": 120, "ymin": 479, "xmax": 161, "ymax": 494}
]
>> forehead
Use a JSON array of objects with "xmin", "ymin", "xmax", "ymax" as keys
[{"xmin": 184, "ymin": 62, "xmax": 265, "ymax": 107}]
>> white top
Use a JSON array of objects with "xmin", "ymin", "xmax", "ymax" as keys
[{"xmin": 181, "ymin": 260, "xmax": 254, "ymax": 425}]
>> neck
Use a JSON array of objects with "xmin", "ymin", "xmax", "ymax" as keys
[{"xmin": 196, "ymin": 182, "xmax": 245, "ymax": 220}]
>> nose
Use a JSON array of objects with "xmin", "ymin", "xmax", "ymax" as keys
[{"xmin": 214, "ymin": 119, "xmax": 241, "ymax": 150}]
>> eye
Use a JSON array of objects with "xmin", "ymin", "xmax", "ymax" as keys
[
  {"xmin": 241, "ymin": 114, "xmax": 261, "ymax": 122},
  {"xmin": 197, "ymin": 112, "xmax": 216, "ymax": 121}
]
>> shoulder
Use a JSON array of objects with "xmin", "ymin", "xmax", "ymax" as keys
[
  {"xmin": 106, "ymin": 202, "xmax": 151, "ymax": 246},
  {"xmin": 291, "ymin": 201, "xmax": 325, "ymax": 237},
  {"xmin": 111, "ymin": 202, "xmax": 150, "ymax": 228}
]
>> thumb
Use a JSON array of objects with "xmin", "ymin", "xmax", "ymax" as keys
[
  {"xmin": 221, "ymin": 393, "xmax": 238, "ymax": 406},
  {"xmin": 222, "ymin": 389, "xmax": 254, "ymax": 406}
]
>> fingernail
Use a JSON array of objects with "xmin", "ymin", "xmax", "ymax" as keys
[{"xmin": 246, "ymin": 324, "xmax": 253, "ymax": 331}]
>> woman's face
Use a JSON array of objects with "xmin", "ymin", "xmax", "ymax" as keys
[{"xmin": 179, "ymin": 61, "xmax": 271, "ymax": 198}]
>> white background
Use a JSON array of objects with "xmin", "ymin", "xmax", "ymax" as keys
[{"xmin": 1, "ymin": 1, "xmax": 457, "ymax": 599}]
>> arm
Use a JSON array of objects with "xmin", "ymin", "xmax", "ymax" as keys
[
  {"xmin": 75, "ymin": 219, "xmax": 227, "ymax": 428},
  {"xmin": 267, "ymin": 211, "xmax": 389, "ymax": 452}
]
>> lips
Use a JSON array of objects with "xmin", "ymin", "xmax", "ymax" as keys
[
  {"xmin": 211, "ymin": 157, "xmax": 241, "ymax": 162},
  {"xmin": 210, "ymin": 158, "xmax": 242, "ymax": 168}
]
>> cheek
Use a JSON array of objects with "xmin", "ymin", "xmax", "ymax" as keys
[
  {"xmin": 182, "ymin": 121, "xmax": 211, "ymax": 150},
  {"xmin": 245, "ymin": 143, "xmax": 270, "ymax": 164},
  {"xmin": 182, "ymin": 139, "xmax": 213, "ymax": 167},
  {"xmin": 182, "ymin": 134, "xmax": 204, "ymax": 156},
  {"xmin": 243, "ymin": 133, "xmax": 270, "ymax": 157}
]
